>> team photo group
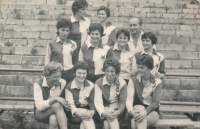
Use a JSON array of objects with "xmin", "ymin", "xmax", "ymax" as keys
[{"xmin": 34, "ymin": 0, "xmax": 166, "ymax": 129}]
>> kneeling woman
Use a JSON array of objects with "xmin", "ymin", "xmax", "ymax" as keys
[
  {"xmin": 126, "ymin": 54, "xmax": 162, "ymax": 129},
  {"xmin": 34, "ymin": 62, "xmax": 69, "ymax": 129},
  {"xmin": 65, "ymin": 61, "xmax": 95, "ymax": 129},
  {"xmin": 94, "ymin": 58, "xmax": 127, "ymax": 129}
]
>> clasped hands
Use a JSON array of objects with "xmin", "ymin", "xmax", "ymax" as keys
[{"xmin": 130, "ymin": 109, "xmax": 147, "ymax": 122}]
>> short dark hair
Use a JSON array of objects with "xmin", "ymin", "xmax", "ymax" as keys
[
  {"xmin": 141, "ymin": 32, "xmax": 157, "ymax": 45},
  {"xmin": 88, "ymin": 23, "xmax": 104, "ymax": 37},
  {"xmin": 56, "ymin": 18, "xmax": 72, "ymax": 35},
  {"xmin": 97, "ymin": 6, "xmax": 110, "ymax": 18},
  {"xmin": 116, "ymin": 28, "xmax": 130, "ymax": 41},
  {"xmin": 44, "ymin": 62, "xmax": 63, "ymax": 77},
  {"xmin": 71, "ymin": 0, "xmax": 88, "ymax": 15},
  {"xmin": 73, "ymin": 61, "xmax": 90, "ymax": 74},
  {"xmin": 136, "ymin": 54, "xmax": 154, "ymax": 70},
  {"xmin": 102, "ymin": 58, "xmax": 121, "ymax": 75}
]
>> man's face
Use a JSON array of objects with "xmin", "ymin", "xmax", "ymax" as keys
[{"xmin": 129, "ymin": 18, "xmax": 141, "ymax": 34}]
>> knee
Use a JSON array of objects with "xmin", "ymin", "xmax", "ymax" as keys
[
  {"xmin": 52, "ymin": 102, "xmax": 63, "ymax": 110},
  {"xmin": 49, "ymin": 114, "xmax": 58, "ymax": 126},
  {"xmin": 133, "ymin": 105, "xmax": 145, "ymax": 111}
]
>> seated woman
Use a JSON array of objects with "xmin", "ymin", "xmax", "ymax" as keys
[
  {"xmin": 45, "ymin": 18, "xmax": 78, "ymax": 84},
  {"xmin": 107, "ymin": 28, "xmax": 137, "ymax": 84},
  {"xmin": 94, "ymin": 58, "xmax": 127, "ymax": 129},
  {"xmin": 65, "ymin": 61, "xmax": 95, "ymax": 129},
  {"xmin": 34, "ymin": 62, "xmax": 69, "ymax": 129},
  {"xmin": 134, "ymin": 32, "xmax": 165, "ymax": 79},
  {"xmin": 126, "ymin": 54, "xmax": 162, "ymax": 129},
  {"xmin": 79, "ymin": 23, "xmax": 111, "ymax": 83}
]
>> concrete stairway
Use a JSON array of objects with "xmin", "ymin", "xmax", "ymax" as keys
[{"xmin": 0, "ymin": 0, "xmax": 200, "ymax": 102}]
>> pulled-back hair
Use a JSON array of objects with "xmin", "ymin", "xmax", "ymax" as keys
[
  {"xmin": 116, "ymin": 28, "xmax": 130, "ymax": 41},
  {"xmin": 102, "ymin": 58, "xmax": 121, "ymax": 75},
  {"xmin": 44, "ymin": 62, "xmax": 63, "ymax": 77},
  {"xmin": 136, "ymin": 54, "xmax": 154, "ymax": 70},
  {"xmin": 71, "ymin": 0, "xmax": 89, "ymax": 15},
  {"xmin": 88, "ymin": 23, "xmax": 104, "ymax": 37},
  {"xmin": 73, "ymin": 61, "xmax": 89, "ymax": 74},
  {"xmin": 97, "ymin": 6, "xmax": 110, "ymax": 18}
]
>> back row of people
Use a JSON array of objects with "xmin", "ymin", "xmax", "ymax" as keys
[
  {"xmin": 34, "ymin": 57, "xmax": 162, "ymax": 129},
  {"xmin": 45, "ymin": 17, "xmax": 165, "ymax": 84}
]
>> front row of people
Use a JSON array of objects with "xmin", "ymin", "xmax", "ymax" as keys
[{"xmin": 34, "ymin": 55, "xmax": 162, "ymax": 129}]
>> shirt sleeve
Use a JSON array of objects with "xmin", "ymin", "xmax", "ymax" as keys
[
  {"xmin": 94, "ymin": 84, "xmax": 105, "ymax": 117},
  {"xmin": 126, "ymin": 79, "xmax": 135, "ymax": 112},
  {"xmin": 34, "ymin": 83, "xmax": 50, "ymax": 111},
  {"xmin": 158, "ymin": 59, "xmax": 165, "ymax": 74},
  {"xmin": 45, "ymin": 42, "xmax": 51, "ymax": 66},
  {"xmin": 65, "ymin": 88, "xmax": 77, "ymax": 117},
  {"xmin": 145, "ymin": 82, "xmax": 162, "ymax": 114},
  {"xmin": 118, "ymin": 83, "xmax": 127, "ymax": 114}
]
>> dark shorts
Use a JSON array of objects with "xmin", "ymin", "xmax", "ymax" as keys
[{"xmin": 144, "ymin": 105, "xmax": 160, "ymax": 115}]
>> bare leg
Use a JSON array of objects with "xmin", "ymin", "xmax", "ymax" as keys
[
  {"xmin": 82, "ymin": 119, "xmax": 95, "ymax": 129},
  {"xmin": 131, "ymin": 118, "xmax": 137, "ymax": 129},
  {"xmin": 35, "ymin": 102, "xmax": 68, "ymax": 129},
  {"xmin": 133, "ymin": 105, "xmax": 147, "ymax": 129},
  {"xmin": 107, "ymin": 118, "xmax": 119, "ymax": 129},
  {"xmin": 80, "ymin": 122, "xmax": 85, "ymax": 129},
  {"xmin": 104, "ymin": 120, "xmax": 110, "ymax": 129},
  {"xmin": 146, "ymin": 111, "xmax": 159, "ymax": 126},
  {"xmin": 49, "ymin": 114, "xmax": 59, "ymax": 129}
]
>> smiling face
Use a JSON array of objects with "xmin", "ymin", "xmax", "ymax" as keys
[
  {"xmin": 129, "ymin": 18, "xmax": 141, "ymax": 34},
  {"xmin": 98, "ymin": 10, "xmax": 107, "ymax": 22},
  {"xmin": 58, "ymin": 27, "xmax": 70, "ymax": 41},
  {"xmin": 105, "ymin": 66, "xmax": 117, "ymax": 82},
  {"xmin": 142, "ymin": 38, "xmax": 153, "ymax": 50},
  {"xmin": 117, "ymin": 33, "xmax": 129, "ymax": 46},
  {"xmin": 90, "ymin": 30, "xmax": 101, "ymax": 44},
  {"xmin": 75, "ymin": 68, "xmax": 87, "ymax": 83},
  {"xmin": 47, "ymin": 71, "xmax": 61, "ymax": 87}
]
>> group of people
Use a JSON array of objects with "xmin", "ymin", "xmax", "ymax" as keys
[{"xmin": 34, "ymin": 0, "xmax": 165, "ymax": 129}]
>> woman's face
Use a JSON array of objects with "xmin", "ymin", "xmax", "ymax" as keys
[
  {"xmin": 105, "ymin": 66, "xmax": 117, "ymax": 81},
  {"xmin": 75, "ymin": 69, "xmax": 87, "ymax": 83},
  {"xmin": 142, "ymin": 38, "xmax": 153, "ymax": 50},
  {"xmin": 47, "ymin": 71, "xmax": 61, "ymax": 87},
  {"xmin": 90, "ymin": 30, "xmax": 101, "ymax": 43},
  {"xmin": 137, "ymin": 64, "xmax": 150, "ymax": 77},
  {"xmin": 117, "ymin": 33, "xmax": 129, "ymax": 46},
  {"xmin": 98, "ymin": 10, "xmax": 107, "ymax": 22},
  {"xmin": 76, "ymin": 7, "xmax": 87, "ymax": 18},
  {"xmin": 58, "ymin": 27, "xmax": 70, "ymax": 41}
]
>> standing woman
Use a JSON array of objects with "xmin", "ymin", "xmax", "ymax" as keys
[
  {"xmin": 126, "ymin": 54, "xmax": 162, "ymax": 129},
  {"xmin": 94, "ymin": 58, "xmax": 127, "ymax": 129},
  {"xmin": 68, "ymin": 0, "xmax": 91, "ymax": 52},
  {"xmin": 107, "ymin": 28, "xmax": 137, "ymax": 84},
  {"xmin": 97, "ymin": 6, "xmax": 116, "ymax": 46},
  {"xmin": 79, "ymin": 23, "xmax": 111, "ymax": 83},
  {"xmin": 34, "ymin": 62, "xmax": 69, "ymax": 129},
  {"xmin": 45, "ymin": 18, "xmax": 78, "ymax": 84},
  {"xmin": 65, "ymin": 61, "xmax": 95, "ymax": 129},
  {"xmin": 134, "ymin": 32, "xmax": 165, "ymax": 79}
]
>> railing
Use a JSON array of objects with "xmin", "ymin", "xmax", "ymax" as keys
[{"xmin": 1, "ymin": 68, "xmax": 200, "ymax": 77}]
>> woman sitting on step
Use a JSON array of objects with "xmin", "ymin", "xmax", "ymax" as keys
[
  {"xmin": 34, "ymin": 61, "xmax": 69, "ymax": 129},
  {"xmin": 126, "ymin": 54, "xmax": 162, "ymax": 129},
  {"xmin": 65, "ymin": 61, "xmax": 95, "ymax": 129},
  {"xmin": 94, "ymin": 58, "xmax": 127, "ymax": 129}
]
